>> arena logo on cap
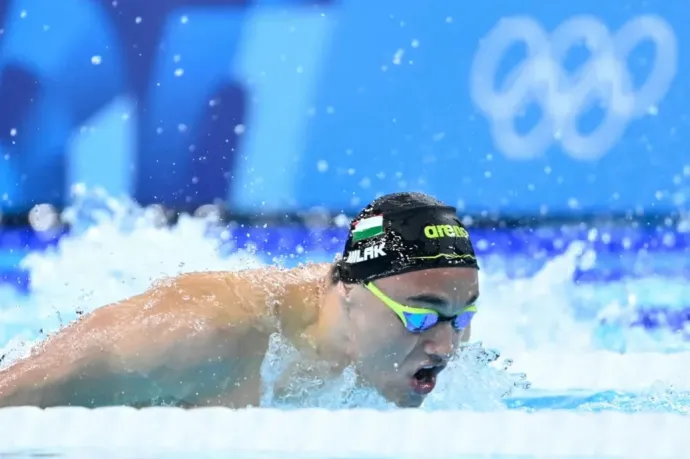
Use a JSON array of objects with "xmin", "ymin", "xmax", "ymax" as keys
[
  {"xmin": 352, "ymin": 215, "xmax": 384, "ymax": 242},
  {"xmin": 423, "ymin": 225, "xmax": 469, "ymax": 239}
]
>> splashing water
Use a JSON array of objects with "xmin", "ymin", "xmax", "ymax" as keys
[{"xmin": 1, "ymin": 187, "xmax": 689, "ymax": 412}]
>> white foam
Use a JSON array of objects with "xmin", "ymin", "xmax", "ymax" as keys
[
  {"xmin": 0, "ymin": 407, "xmax": 686, "ymax": 457},
  {"xmin": 511, "ymin": 352, "xmax": 690, "ymax": 391}
]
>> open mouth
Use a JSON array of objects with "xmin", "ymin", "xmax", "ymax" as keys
[{"xmin": 410, "ymin": 364, "xmax": 446, "ymax": 395}]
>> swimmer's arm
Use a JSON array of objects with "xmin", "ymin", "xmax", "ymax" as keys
[{"xmin": 0, "ymin": 272, "xmax": 272, "ymax": 408}]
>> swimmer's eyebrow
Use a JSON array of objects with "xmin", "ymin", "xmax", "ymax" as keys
[
  {"xmin": 406, "ymin": 292, "xmax": 479, "ymax": 308},
  {"xmin": 406, "ymin": 293, "xmax": 449, "ymax": 307}
]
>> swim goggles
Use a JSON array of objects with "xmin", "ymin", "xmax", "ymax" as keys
[{"xmin": 364, "ymin": 282, "xmax": 477, "ymax": 333}]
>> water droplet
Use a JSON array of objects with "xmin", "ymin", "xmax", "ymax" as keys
[{"xmin": 392, "ymin": 49, "xmax": 404, "ymax": 65}]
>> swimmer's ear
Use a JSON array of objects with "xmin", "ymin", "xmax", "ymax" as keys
[
  {"xmin": 331, "ymin": 259, "xmax": 356, "ymax": 304},
  {"xmin": 337, "ymin": 282, "xmax": 356, "ymax": 316},
  {"xmin": 336, "ymin": 281, "xmax": 354, "ymax": 301}
]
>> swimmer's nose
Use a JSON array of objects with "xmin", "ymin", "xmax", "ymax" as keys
[{"xmin": 423, "ymin": 321, "xmax": 456, "ymax": 358}]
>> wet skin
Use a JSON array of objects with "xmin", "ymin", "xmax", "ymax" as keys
[{"xmin": 0, "ymin": 264, "xmax": 478, "ymax": 408}]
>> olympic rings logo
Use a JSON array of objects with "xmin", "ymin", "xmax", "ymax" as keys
[{"xmin": 469, "ymin": 15, "xmax": 677, "ymax": 160}]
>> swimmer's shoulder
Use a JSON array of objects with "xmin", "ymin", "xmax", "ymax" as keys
[
  {"xmin": 158, "ymin": 263, "xmax": 331, "ymax": 332},
  {"xmin": 245, "ymin": 262, "xmax": 332, "ymax": 339},
  {"xmin": 216, "ymin": 262, "xmax": 331, "ymax": 302},
  {"xmin": 146, "ymin": 270, "xmax": 274, "ymax": 330}
]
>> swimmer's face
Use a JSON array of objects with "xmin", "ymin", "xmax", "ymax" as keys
[{"xmin": 343, "ymin": 267, "xmax": 479, "ymax": 407}]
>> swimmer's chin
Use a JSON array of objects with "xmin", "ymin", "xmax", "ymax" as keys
[{"xmin": 391, "ymin": 391, "xmax": 426, "ymax": 408}]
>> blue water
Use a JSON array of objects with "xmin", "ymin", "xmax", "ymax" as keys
[
  {"xmin": 0, "ymin": 196, "xmax": 689, "ymax": 459},
  {"xmin": 1, "ymin": 193, "xmax": 690, "ymax": 417}
]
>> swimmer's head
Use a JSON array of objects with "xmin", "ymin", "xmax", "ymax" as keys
[{"xmin": 331, "ymin": 192, "xmax": 480, "ymax": 407}]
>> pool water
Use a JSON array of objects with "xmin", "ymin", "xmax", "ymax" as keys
[
  {"xmin": 0, "ymin": 407, "xmax": 687, "ymax": 457},
  {"xmin": 0, "ymin": 189, "xmax": 689, "ymax": 457}
]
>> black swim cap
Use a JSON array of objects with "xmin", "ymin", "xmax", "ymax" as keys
[{"xmin": 337, "ymin": 192, "xmax": 478, "ymax": 284}]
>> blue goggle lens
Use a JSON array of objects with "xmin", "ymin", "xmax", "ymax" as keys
[
  {"xmin": 452, "ymin": 310, "xmax": 476, "ymax": 330},
  {"xmin": 402, "ymin": 311, "xmax": 439, "ymax": 333},
  {"xmin": 402, "ymin": 309, "xmax": 476, "ymax": 333}
]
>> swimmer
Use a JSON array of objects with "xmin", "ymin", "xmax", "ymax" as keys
[{"xmin": 0, "ymin": 192, "xmax": 479, "ymax": 408}]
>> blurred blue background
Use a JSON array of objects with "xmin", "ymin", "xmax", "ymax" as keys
[
  {"xmin": 0, "ymin": 0, "xmax": 687, "ymax": 216},
  {"xmin": 0, "ymin": 0, "xmax": 688, "ymax": 327}
]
